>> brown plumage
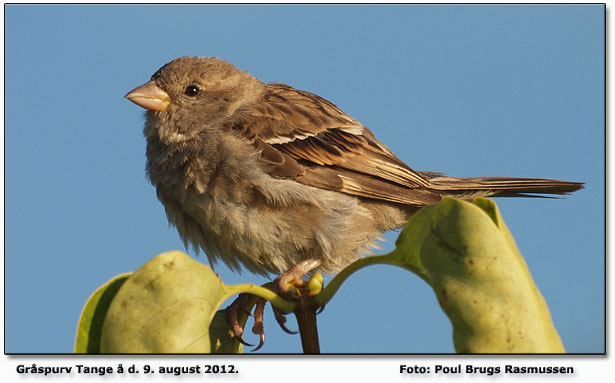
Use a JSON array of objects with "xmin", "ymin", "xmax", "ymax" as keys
[{"xmin": 125, "ymin": 56, "xmax": 583, "ymax": 277}]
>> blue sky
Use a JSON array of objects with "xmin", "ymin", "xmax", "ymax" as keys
[{"xmin": 5, "ymin": 4, "xmax": 604, "ymax": 354}]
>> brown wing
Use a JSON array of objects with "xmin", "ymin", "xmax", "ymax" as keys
[{"xmin": 227, "ymin": 83, "xmax": 441, "ymax": 206}]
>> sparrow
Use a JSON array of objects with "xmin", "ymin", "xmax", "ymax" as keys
[{"xmin": 125, "ymin": 56, "xmax": 583, "ymax": 348}]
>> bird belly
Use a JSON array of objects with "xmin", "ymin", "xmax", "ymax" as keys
[{"xmin": 159, "ymin": 173, "xmax": 383, "ymax": 276}]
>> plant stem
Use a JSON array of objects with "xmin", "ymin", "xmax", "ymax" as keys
[
  {"xmin": 226, "ymin": 283, "xmax": 296, "ymax": 314},
  {"xmin": 313, "ymin": 254, "xmax": 424, "ymax": 307},
  {"xmin": 294, "ymin": 302, "xmax": 320, "ymax": 354}
]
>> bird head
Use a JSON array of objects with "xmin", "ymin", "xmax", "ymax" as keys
[{"xmin": 125, "ymin": 56, "xmax": 263, "ymax": 143}]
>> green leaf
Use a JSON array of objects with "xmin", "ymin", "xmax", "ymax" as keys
[
  {"xmin": 79, "ymin": 251, "xmax": 294, "ymax": 354},
  {"xmin": 414, "ymin": 198, "xmax": 565, "ymax": 353},
  {"xmin": 99, "ymin": 251, "xmax": 244, "ymax": 353},
  {"xmin": 208, "ymin": 309, "xmax": 248, "ymax": 354},
  {"xmin": 74, "ymin": 273, "xmax": 131, "ymax": 353},
  {"xmin": 387, "ymin": 204, "xmax": 438, "ymax": 283}
]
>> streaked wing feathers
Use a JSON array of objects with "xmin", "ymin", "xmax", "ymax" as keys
[
  {"xmin": 228, "ymin": 83, "xmax": 432, "ymax": 204},
  {"xmin": 227, "ymin": 83, "xmax": 583, "ymax": 204}
]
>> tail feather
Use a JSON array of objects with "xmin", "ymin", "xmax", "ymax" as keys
[{"xmin": 425, "ymin": 175, "xmax": 584, "ymax": 198}]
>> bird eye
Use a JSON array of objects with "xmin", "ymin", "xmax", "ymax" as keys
[{"xmin": 185, "ymin": 85, "xmax": 200, "ymax": 97}]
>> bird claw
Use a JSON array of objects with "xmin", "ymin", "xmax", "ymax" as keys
[
  {"xmin": 224, "ymin": 295, "xmax": 269, "ymax": 351},
  {"xmin": 225, "ymin": 293, "xmax": 301, "ymax": 349},
  {"xmin": 224, "ymin": 296, "xmax": 254, "ymax": 347},
  {"xmin": 251, "ymin": 299, "xmax": 266, "ymax": 351},
  {"xmin": 273, "ymin": 305, "xmax": 298, "ymax": 334},
  {"xmin": 234, "ymin": 332, "xmax": 253, "ymax": 348}
]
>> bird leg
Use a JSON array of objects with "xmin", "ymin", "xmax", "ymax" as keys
[
  {"xmin": 273, "ymin": 258, "xmax": 325, "ymax": 354},
  {"xmin": 271, "ymin": 258, "xmax": 324, "ymax": 352},
  {"xmin": 275, "ymin": 258, "xmax": 323, "ymax": 298},
  {"xmin": 225, "ymin": 258, "xmax": 323, "ymax": 351}
]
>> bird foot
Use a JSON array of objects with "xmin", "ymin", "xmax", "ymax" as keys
[
  {"xmin": 274, "ymin": 258, "xmax": 323, "ymax": 299},
  {"xmin": 225, "ymin": 258, "xmax": 324, "ymax": 351},
  {"xmin": 224, "ymin": 294, "xmax": 299, "ymax": 352},
  {"xmin": 224, "ymin": 293, "xmax": 255, "ymax": 348}
]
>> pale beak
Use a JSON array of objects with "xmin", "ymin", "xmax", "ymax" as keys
[{"xmin": 124, "ymin": 81, "xmax": 171, "ymax": 111}]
